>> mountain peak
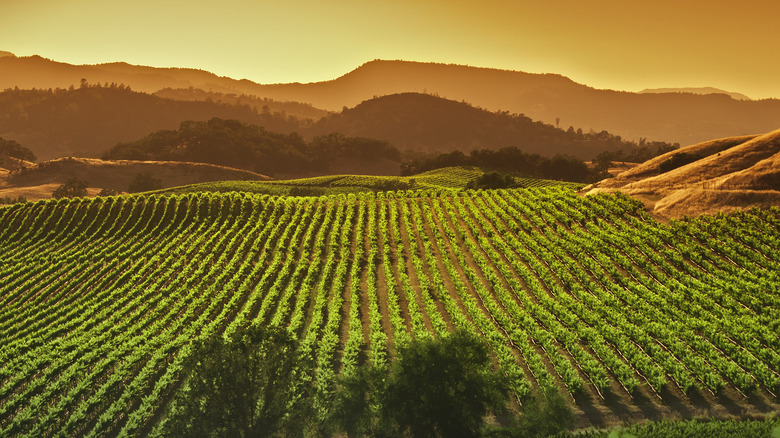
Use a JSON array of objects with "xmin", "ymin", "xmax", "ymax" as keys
[{"xmin": 0, "ymin": 50, "xmax": 15, "ymax": 58}]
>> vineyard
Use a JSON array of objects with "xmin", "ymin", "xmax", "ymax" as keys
[
  {"xmin": 151, "ymin": 166, "xmax": 584, "ymax": 197},
  {"xmin": 0, "ymin": 186, "xmax": 779, "ymax": 436}
]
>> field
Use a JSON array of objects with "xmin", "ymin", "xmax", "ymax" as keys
[
  {"xmin": 1, "ymin": 183, "xmax": 779, "ymax": 436},
  {"xmin": 150, "ymin": 166, "xmax": 584, "ymax": 197}
]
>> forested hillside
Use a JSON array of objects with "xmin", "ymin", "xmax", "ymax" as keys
[
  {"xmin": 103, "ymin": 118, "xmax": 402, "ymax": 177},
  {"xmin": 0, "ymin": 84, "xmax": 303, "ymax": 160},
  {"xmin": 4, "ymin": 55, "xmax": 780, "ymax": 146},
  {"xmin": 1, "ymin": 85, "xmax": 677, "ymax": 164},
  {"xmin": 311, "ymin": 93, "xmax": 675, "ymax": 159}
]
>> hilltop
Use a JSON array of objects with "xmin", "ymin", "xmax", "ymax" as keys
[
  {"xmin": 3, "ymin": 55, "xmax": 780, "ymax": 145},
  {"xmin": 639, "ymin": 87, "xmax": 752, "ymax": 101},
  {"xmin": 0, "ymin": 85, "xmax": 304, "ymax": 160},
  {"xmin": 0, "ymin": 85, "xmax": 672, "ymax": 163},
  {"xmin": 310, "ymin": 92, "xmax": 656, "ymax": 158},
  {"xmin": 0, "ymin": 157, "xmax": 270, "ymax": 201},
  {"xmin": 584, "ymin": 128, "xmax": 780, "ymax": 217}
]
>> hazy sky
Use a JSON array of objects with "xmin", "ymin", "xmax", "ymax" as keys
[{"xmin": 2, "ymin": 0, "xmax": 779, "ymax": 98}]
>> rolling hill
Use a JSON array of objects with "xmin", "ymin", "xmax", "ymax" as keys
[
  {"xmin": 639, "ymin": 87, "xmax": 752, "ymax": 101},
  {"xmin": 0, "ymin": 85, "xmax": 302, "ymax": 160},
  {"xmin": 584, "ymin": 128, "xmax": 780, "ymax": 217},
  {"xmin": 0, "ymin": 157, "xmax": 270, "ymax": 201},
  {"xmin": 3, "ymin": 54, "xmax": 780, "ymax": 145},
  {"xmin": 1, "ymin": 84, "xmax": 668, "ymax": 163},
  {"xmin": 0, "ymin": 185, "xmax": 778, "ymax": 436},
  {"xmin": 309, "ymin": 92, "xmax": 651, "ymax": 158}
]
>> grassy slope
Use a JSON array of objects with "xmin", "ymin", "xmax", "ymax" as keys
[
  {"xmin": 585, "ymin": 128, "xmax": 780, "ymax": 218},
  {"xmin": 150, "ymin": 166, "xmax": 585, "ymax": 197},
  {"xmin": 0, "ymin": 186, "xmax": 778, "ymax": 436}
]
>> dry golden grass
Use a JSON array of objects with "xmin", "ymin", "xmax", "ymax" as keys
[
  {"xmin": 0, "ymin": 157, "xmax": 271, "ymax": 201},
  {"xmin": 583, "ymin": 129, "xmax": 780, "ymax": 218}
]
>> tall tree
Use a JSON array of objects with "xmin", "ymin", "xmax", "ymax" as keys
[{"xmin": 160, "ymin": 326, "xmax": 313, "ymax": 437}]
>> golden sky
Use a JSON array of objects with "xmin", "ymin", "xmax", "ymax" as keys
[{"xmin": 2, "ymin": 0, "xmax": 779, "ymax": 98}]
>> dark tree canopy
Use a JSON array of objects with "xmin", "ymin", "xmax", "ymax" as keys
[
  {"xmin": 403, "ymin": 146, "xmax": 604, "ymax": 183},
  {"xmin": 103, "ymin": 118, "xmax": 400, "ymax": 177},
  {"xmin": 659, "ymin": 152, "xmax": 701, "ymax": 174},
  {"xmin": 51, "ymin": 177, "xmax": 88, "ymax": 199},
  {"xmin": 0, "ymin": 137, "xmax": 36, "ymax": 162},
  {"xmin": 385, "ymin": 331, "xmax": 510, "ymax": 438},
  {"xmin": 127, "ymin": 172, "xmax": 162, "ymax": 193},
  {"xmin": 466, "ymin": 171, "xmax": 518, "ymax": 190},
  {"xmin": 0, "ymin": 86, "xmax": 297, "ymax": 159},
  {"xmin": 161, "ymin": 325, "xmax": 313, "ymax": 437},
  {"xmin": 331, "ymin": 330, "xmax": 511, "ymax": 438}
]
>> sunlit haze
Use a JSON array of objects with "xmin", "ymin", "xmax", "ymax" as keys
[{"xmin": 2, "ymin": 0, "xmax": 779, "ymax": 98}]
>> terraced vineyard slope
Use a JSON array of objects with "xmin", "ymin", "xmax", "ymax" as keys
[{"xmin": 0, "ymin": 187, "xmax": 779, "ymax": 436}]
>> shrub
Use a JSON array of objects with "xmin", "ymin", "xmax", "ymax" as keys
[{"xmin": 52, "ymin": 177, "xmax": 88, "ymax": 198}]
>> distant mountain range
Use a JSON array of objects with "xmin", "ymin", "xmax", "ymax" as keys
[
  {"xmin": 2, "ymin": 53, "xmax": 779, "ymax": 146},
  {"xmin": 0, "ymin": 85, "xmax": 301, "ymax": 160},
  {"xmin": 0, "ymin": 86, "xmax": 656, "ymax": 163},
  {"xmin": 639, "ymin": 87, "xmax": 751, "ymax": 101},
  {"xmin": 310, "ymin": 92, "xmax": 648, "ymax": 158}
]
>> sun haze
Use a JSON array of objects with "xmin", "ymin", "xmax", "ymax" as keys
[{"xmin": 1, "ymin": 0, "xmax": 779, "ymax": 98}]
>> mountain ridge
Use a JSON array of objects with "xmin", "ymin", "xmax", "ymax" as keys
[
  {"xmin": 2, "ymin": 53, "xmax": 780, "ymax": 146},
  {"xmin": 639, "ymin": 87, "xmax": 751, "ymax": 101}
]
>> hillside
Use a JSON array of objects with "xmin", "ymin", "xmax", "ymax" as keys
[
  {"xmin": 153, "ymin": 87, "xmax": 330, "ymax": 121},
  {"xmin": 0, "ymin": 188, "xmax": 778, "ymax": 436},
  {"xmin": 150, "ymin": 167, "xmax": 584, "ymax": 198},
  {"xmin": 102, "ymin": 118, "xmax": 402, "ymax": 178},
  {"xmin": 639, "ymin": 87, "xmax": 752, "ymax": 101},
  {"xmin": 4, "ymin": 55, "xmax": 780, "ymax": 145},
  {"xmin": 584, "ymin": 129, "xmax": 780, "ymax": 217},
  {"xmin": 1, "ymin": 84, "xmax": 673, "ymax": 164},
  {"xmin": 0, "ymin": 157, "xmax": 270, "ymax": 201},
  {"xmin": 233, "ymin": 60, "xmax": 780, "ymax": 146},
  {"xmin": 310, "ymin": 93, "xmax": 659, "ymax": 159},
  {"xmin": 0, "ymin": 86, "xmax": 304, "ymax": 160}
]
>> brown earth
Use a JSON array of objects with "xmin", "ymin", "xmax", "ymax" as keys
[
  {"xmin": 0, "ymin": 157, "xmax": 270, "ymax": 201},
  {"xmin": 583, "ymin": 128, "xmax": 780, "ymax": 218}
]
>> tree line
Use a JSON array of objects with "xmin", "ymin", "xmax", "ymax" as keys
[
  {"xmin": 103, "ymin": 118, "xmax": 400, "ymax": 177},
  {"xmin": 160, "ymin": 325, "xmax": 574, "ymax": 437},
  {"xmin": 0, "ymin": 137, "xmax": 36, "ymax": 162},
  {"xmin": 402, "ymin": 147, "xmax": 611, "ymax": 183},
  {"xmin": 311, "ymin": 92, "xmax": 680, "ymax": 159}
]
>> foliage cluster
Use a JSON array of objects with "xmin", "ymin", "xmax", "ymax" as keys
[
  {"xmin": 403, "ymin": 147, "xmax": 607, "ymax": 183},
  {"xmin": 313, "ymin": 93, "xmax": 676, "ymax": 160},
  {"xmin": 51, "ymin": 177, "xmax": 88, "ymax": 198},
  {"xmin": 592, "ymin": 138, "xmax": 679, "ymax": 170},
  {"xmin": 161, "ymin": 327, "xmax": 573, "ymax": 438},
  {"xmin": 103, "ymin": 118, "xmax": 400, "ymax": 177},
  {"xmin": 160, "ymin": 326, "xmax": 312, "ymax": 437},
  {"xmin": 127, "ymin": 172, "xmax": 162, "ymax": 193},
  {"xmin": 0, "ymin": 137, "xmax": 36, "ymax": 162},
  {"xmin": 466, "ymin": 172, "xmax": 519, "ymax": 190},
  {"xmin": 0, "ymin": 195, "xmax": 26, "ymax": 205},
  {"xmin": 658, "ymin": 152, "xmax": 702, "ymax": 174},
  {"xmin": 0, "ymin": 85, "xmax": 289, "ymax": 158}
]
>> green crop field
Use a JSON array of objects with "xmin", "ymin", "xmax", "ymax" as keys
[
  {"xmin": 150, "ymin": 166, "xmax": 584, "ymax": 197},
  {"xmin": 0, "ymin": 185, "xmax": 779, "ymax": 436}
]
